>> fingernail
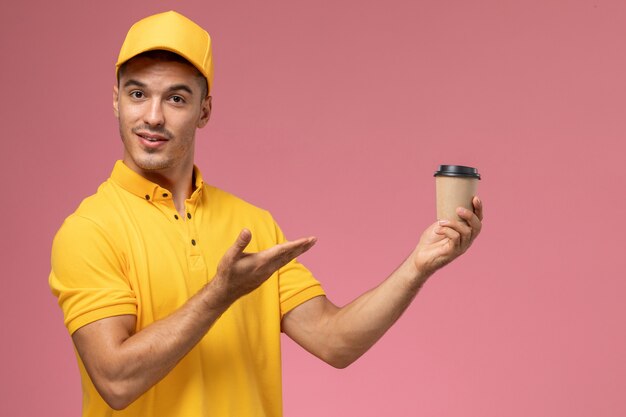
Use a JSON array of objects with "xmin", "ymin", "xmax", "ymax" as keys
[{"xmin": 438, "ymin": 219, "xmax": 449, "ymax": 225}]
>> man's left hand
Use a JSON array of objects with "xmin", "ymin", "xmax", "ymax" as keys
[{"xmin": 409, "ymin": 196, "xmax": 483, "ymax": 284}]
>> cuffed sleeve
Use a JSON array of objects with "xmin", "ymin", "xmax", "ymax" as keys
[{"xmin": 49, "ymin": 214, "xmax": 137, "ymax": 334}]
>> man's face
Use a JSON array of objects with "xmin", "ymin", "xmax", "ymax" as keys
[{"xmin": 113, "ymin": 56, "xmax": 211, "ymax": 177}]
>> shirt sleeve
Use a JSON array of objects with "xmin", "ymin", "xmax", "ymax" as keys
[
  {"xmin": 49, "ymin": 214, "xmax": 137, "ymax": 334},
  {"xmin": 273, "ymin": 221, "xmax": 325, "ymax": 318}
]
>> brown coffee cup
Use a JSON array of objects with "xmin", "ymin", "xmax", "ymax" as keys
[{"xmin": 434, "ymin": 165, "xmax": 481, "ymax": 222}]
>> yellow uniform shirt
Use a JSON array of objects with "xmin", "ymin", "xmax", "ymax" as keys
[{"xmin": 49, "ymin": 161, "xmax": 325, "ymax": 417}]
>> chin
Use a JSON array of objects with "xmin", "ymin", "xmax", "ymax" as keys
[{"xmin": 129, "ymin": 155, "xmax": 173, "ymax": 171}]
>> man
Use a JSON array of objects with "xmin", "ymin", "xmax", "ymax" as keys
[{"xmin": 49, "ymin": 10, "xmax": 483, "ymax": 417}]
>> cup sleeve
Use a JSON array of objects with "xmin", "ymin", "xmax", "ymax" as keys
[{"xmin": 49, "ymin": 215, "xmax": 137, "ymax": 335}]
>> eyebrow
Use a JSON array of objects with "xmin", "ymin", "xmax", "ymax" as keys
[
  {"xmin": 123, "ymin": 79, "xmax": 194, "ymax": 95},
  {"xmin": 123, "ymin": 79, "xmax": 147, "ymax": 89},
  {"xmin": 167, "ymin": 84, "xmax": 194, "ymax": 95}
]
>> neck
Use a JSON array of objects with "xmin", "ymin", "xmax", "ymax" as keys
[
  {"xmin": 124, "ymin": 157, "xmax": 195, "ymax": 216},
  {"xmin": 145, "ymin": 170, "xmax": 194, "ymax": 215}
]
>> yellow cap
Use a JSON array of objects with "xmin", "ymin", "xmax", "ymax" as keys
[{"xmin": 116, "ymin": 11, "xmax": 213, "ymax": 92}]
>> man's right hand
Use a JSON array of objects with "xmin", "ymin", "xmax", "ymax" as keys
[
  {"xmin": 72, "ymin": 228, "xmax": 316, "ymax": 410},
  {"xmin": 210, "ymin": 229, "xmax": 317, "ymax": 306}
]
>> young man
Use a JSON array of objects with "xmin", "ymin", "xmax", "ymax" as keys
[{"xmin": 50, "ymin": 10, "xmax": 483, "ymax": 417}]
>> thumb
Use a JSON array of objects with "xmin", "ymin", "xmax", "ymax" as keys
[
  {"xmin": 218, "ymin": 229, "xmax": 252, "ymax": 273},
  {"xmin": 231, "ymin": 228, "xmax": 252, "ymax": 256}
]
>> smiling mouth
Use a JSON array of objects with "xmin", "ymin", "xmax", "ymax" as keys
[
  {"xmin": 134, "ymin": 132, "xmax": 170, "ymax": 150},
  {"xmin": 142, "ymin": 136, "xmax": 165, "ymax": 142},
  {"xmin": 132, "ymin": 126, "xmax": 173, "ymax": 142},
  {"xmin": 135, "ymin": 132, "xmax": 170, "ymax": 147}
]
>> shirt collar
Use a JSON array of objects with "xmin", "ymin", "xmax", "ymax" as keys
[{"xmin": 110, "ymin": 160, "xmax": 205, "ymax": 203}]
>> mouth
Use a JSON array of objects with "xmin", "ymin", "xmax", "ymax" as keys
[
  {"xmin": 135, "ymin": 132, "xmax": 169, "ymax": 151},
  {"xmin": 142, "ymin": 136, "xmax": 165, "ymax": 143},
  {"xmin": 136, "ymin": 132, "xmax": 168, "ymax": 141},
  {"xmin": 134, "ymin": 131, "xmax": 170, "ymax": 149}
]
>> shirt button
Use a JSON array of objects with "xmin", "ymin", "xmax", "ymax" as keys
[
  {"xmin": 187, "ymin": 213, "xmax": 192, "ymax": 219},
  {"xmin": 174, "ymin": 214, "xmax": 179, "ymax": 220},
  {"xmin": 191, "ymin": 239, "xmax": 196, "ymax": 246},
  {"xmin": 145, "ymin": 195, "xmax": 150, "ymax": 200}
]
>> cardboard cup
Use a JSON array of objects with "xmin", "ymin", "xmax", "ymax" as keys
[{"xmin": 434, "ymin": 165, "xmax": 481, "ymax": 222}]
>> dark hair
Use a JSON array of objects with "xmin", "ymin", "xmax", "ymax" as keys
[{"xmin": 117, "ymin": 50, "xmax": 209, "ymax": 98}]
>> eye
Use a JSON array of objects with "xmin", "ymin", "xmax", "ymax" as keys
[
  {"xmin": 130, "ymin": 91, "xmax": 144, "ymax": 99},
  {"xmin": 170, "ymin": 95, "xmax": 186, "ymax": 104}
]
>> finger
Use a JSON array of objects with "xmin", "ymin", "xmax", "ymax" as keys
[
  {"xmin": 434, "ymin": 223, "xmax": 461, "ymax": 245},
  {"xmin": 263, "ymin": 237, "xmax": 317, "ymax": 269},
  {"xmin": 457, "ymin": 207, "xmax": 482, "ymax": 230},
  {"xmin": 440, "ymin": 218, "xmax": 469, "ymax": 248},
  {"xmin": 472, "ymin": 196, "xmax": 483, "ymax": 221},
  {"xmin": 275, "ymin": 237, "xmax": 317, "ymax": 264},
  {"xmin": 285, "ymin": 237, "xmax": 317, "ymax": 259},
  {"xmin": 456, "ymin": 207, "xmax": 482, "ymax": 240}
]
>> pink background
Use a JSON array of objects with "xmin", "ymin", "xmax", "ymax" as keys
[{"xmin": 2, "ymin": 0, "xmax": 625, "ymax": 416}]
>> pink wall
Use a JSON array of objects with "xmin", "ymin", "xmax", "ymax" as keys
[{"xmin": 2, "ymin": 0, "xmax": 625, "ymax": 415}]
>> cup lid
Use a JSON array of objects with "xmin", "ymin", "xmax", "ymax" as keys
[{"xmin": 434, "ymin": 165, "xmax": 481, "ymax": 179}]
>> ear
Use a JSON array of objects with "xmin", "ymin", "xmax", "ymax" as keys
[
  {"xmin": 113, "ymin": 85, "xmax": 119, "ymax": 119},
  {"xmin": 197, "ymin": 95, "xmax": 212, "ymax": 128}
]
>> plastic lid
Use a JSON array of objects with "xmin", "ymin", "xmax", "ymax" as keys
[{"xmin": 434, "ymin": 165, "xmax": 481, "ymax": 179}]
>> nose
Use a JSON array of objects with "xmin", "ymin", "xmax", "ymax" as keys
[{"xmin": 144, "ymin": 98, "xmax": 165, "ymax": 127}]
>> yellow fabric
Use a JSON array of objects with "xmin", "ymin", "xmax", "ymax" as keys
[
  {"xmin": 49, "ymin": 160, "xmax": 325, "ymax": 417},
  {"xmin": 116, "ymin": 11, "xmax": 214, "ymax": 90}
]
